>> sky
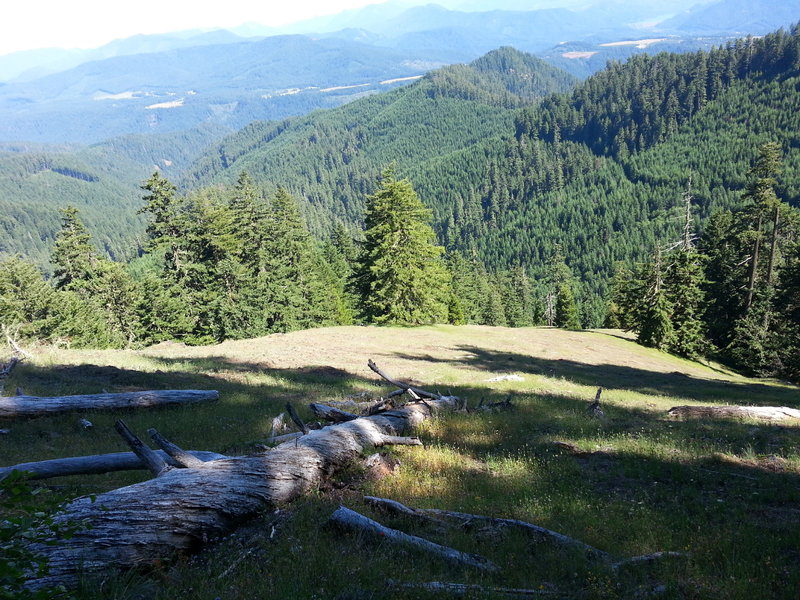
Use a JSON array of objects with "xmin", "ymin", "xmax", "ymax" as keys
[
  {"xmin": 0, "ymin": 0, "xmax": 391, "ymax": 56},
  {"xmin": 0, "ymin": 0, "xmax": 709, "ymax": 57}
]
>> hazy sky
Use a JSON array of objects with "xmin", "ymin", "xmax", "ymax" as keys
[
  {"xmin": 0, "ymin": 0, "xmax": 390, "ymax": 55},
  {"xmin": 1, "ymin": 0, "xmax": 708, "ymax": 57}
]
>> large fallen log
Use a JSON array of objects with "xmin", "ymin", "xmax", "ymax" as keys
[
  {"xmin": 667, "ymin": 405, "xmax": 800, "ymax": 421},
  {"xmin": 24, "ymin": 362, "xmax": 460, "ymax": 590},
  {"xmin": 0, "ymin": 450, "xmax": 228, "ymax": 481},
  {"xmin": 0, "ymin": 389, "xmax": 219, "ymax": 418}
]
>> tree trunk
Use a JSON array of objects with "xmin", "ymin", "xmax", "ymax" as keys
[
  {"xmin": 745, "ymin": 213, "xmax": 763, "ymax": 311},
  {"xmin": 0, "ymin": 450, "xmax": 227, "ymax": 480},
  {"xmin": 0, "ymin": 390, "xmax": 219, "ymax": 417},
  {"xmin": 667, "ymin": 405, "xmax": 800, "ymax": 421},
  {"xmin": 25, "ymin": 391, "xmax": 460, "ymax": 590}
]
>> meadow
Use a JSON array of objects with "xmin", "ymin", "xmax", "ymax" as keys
[{"xmin": 2, "ymin": 325, "xmax": 799, "ymax": 599}]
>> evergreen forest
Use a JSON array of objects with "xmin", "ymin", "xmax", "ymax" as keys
[{"xmin": 1, "ymin": 27, "xmax": 800, "ymax": 383}]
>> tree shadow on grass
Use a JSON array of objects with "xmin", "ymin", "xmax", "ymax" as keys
[
  {"xmin": 0, "ymin": 357, "xmax": 383, "ymax": 483},
  {"xmin": 391, "ymin": 345, "xmax": 800, "ymax": 406},
  {"xmin": 4, "ymin": 356, "xmax": 800, "ymax": 599}
]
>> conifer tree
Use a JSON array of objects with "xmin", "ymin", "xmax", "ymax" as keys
[
  {"xmin": 554, "ymin": 283, "xmax": 581, "ymax": 330},
  {"xmin": 51, "ymin": 206, "xmax": 99, "ymax": 291},
  {"xmin": 353, "ymin": 168, "xmax": 450, "ymax": 325}
]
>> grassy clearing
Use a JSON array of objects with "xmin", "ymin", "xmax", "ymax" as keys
[{"xmin": 2, "ymin": 325, "xmax": 799, "ymax": 598}]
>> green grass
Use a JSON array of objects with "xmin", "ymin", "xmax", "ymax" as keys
[{"xmin": 2, "ymin": 325, "xmax": 799, "ymax": 599}]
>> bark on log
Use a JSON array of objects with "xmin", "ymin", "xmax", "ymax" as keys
[
  {"xmin": 329, "ymin": 506, "xmax": 498, "ymax": 572},
  {"xmin": 667, "ymin": 405, "xmax": 800, "ymax": 421},
  {"xmin": 0, "ymin": 390, "xmax": 219, "ymax": 418},
  {"xmin": 24, "ymin": 366, "xmax": 460, "ymax": 590},
  {"xmin": 309, "ymin": 403, "xmax": 359, "ymax": 423},
  {"xmin": 0, "ymin": 450, "xmax": 227, "ymax": 480}
]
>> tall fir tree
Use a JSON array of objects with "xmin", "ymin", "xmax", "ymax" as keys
[
  {"xmin": 353, "ymin": 168, "xmax": 450, "ymax": 325},
  {"xmin": 51, "ymin": 206, "xmax": 99, "ymax": 291}
]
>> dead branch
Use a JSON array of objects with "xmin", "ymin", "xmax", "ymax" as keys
[
  {"xmin": 386, "ymin": 580, "xmax": 561, "ymax": 597},
  {"xmin": 0, "ymin": 389, "xmax": 219, "ymax": 418},
  {"xmin": 285, "ymin": 401, "xmax": 309, "ymax": 434},
  {"xmin": 147, "ymin": 428, "xmax": 207, "ymax": 468},
  {"xmin": 587, "ymin": 388, "xmax": 605, "ymax": 419},
  {"xmin": 0, "ymin": 450, "xmax": 227, "ymax": 481},
  {"xmin": 2, "ymin": 324, "xmax": 33, "ymax": 359},
  {"xmin": 309, "ymin": 403, "xmax": 359, "ymax": 423},
  {"xmin": 368, "ymin": 359, "xmax": 448, "ymax": 401},
  {"xmin": 114, "ymin": 420, "xmax": 170, "ymax": 477},
  {"xmin": 668, "ymin": 405, "xmax": 800, "ymax": 421},
  {"xmin": 612, "ymin": 551, "xmax": 688, "ymax": 572},
  {"xmin": 418, "ymin": 508, "xmax": 611, "ymax": 562},
  {"xmin": 328, "ymin": 506, "xmax": 498, "ymax": 572}
]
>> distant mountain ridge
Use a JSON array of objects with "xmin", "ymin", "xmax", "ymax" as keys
[{"xmin": 0, "ymin": 35, "xmax": 443, "ymax": 144}]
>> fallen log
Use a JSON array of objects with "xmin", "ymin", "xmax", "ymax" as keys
[
  {"xmin": 667, "ymin": 405, "xmax": 800, "ymax": 421},
  {"xmin": 329, "ymin": 506, "xmax": 498, "ymax": 572},
  {"xmin": 0, "ymin": 450, "xmax": 228, "ymax": 480},
  {"xmin": 24, "ymin": 361, "xmax": 461, "ymax": 590},
  {"xmin": 364, "ymin": 496, "xmax": 687, "ymax": 571},
  {"xmin": 386, "ymin": 580, "xmax": 561, "ymax": 598},
  {"xmin": 0, "ymin": 389, "xmax": 219, "ymax": 418}
]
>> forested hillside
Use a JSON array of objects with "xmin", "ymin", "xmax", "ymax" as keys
[
  {"xmin": 187, "ymin": 27, "xmax": 800, "ymax": 326},
  {"xmin": 0, "ymin": 124, "xmax": 228, "ymax": 267},
  {"xmin": 2, "ymin": 27, "xmax": 799, "ymax": 381},
  {"xmin": 186, "ymin": 47, "xmax": 577, "ymax": 232}
]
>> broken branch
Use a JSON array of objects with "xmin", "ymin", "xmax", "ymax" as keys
[
  {"xmin": 114, "ymin": 420, "xmax": 170, "ymax": 477},
  {"xmin": 147, "ymin": 428, "xmax": 207, "ymax": 468},
  {"xmin": 328, "ymin": 506, "xmax": 498, "ymax": 572},
  {"xmin": 309, "ymin": 403, "xmax": 358, "ymax": 423}
]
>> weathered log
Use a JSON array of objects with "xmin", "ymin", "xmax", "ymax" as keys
[
  {"xmin": 0, "ymin": 390, "xmax": 219, "ymax": 418},
  {"xmin": 365, "ymin": 497, "xmax": 687, "ymax": 571},
  {"xmin": 417, "ymin": 508, "xmax": 612, "ymax": 562},
  {"xmin": 329, "ymin": 506, "xmax": 498, "ymax": 572},
  {"xmin": 0, "ymin": 450, "xmax": 228, "ymax": 480},
  {"xmin": 309, "ymin": 403, "xmax": 359, "ymax": 423},
  {"xmin": 667, "ymin": 405, "xmax": 800, "ymax": 421},
  {"xmin": 24, "ymin": 362, "xmax": 461, "ymax": 590},
  {"xmin": 386, "ymin": 580, "xmax": 561, "ymax": 597}
]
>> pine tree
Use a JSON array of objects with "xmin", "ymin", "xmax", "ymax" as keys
[
  {"xmin": 353, "ymin": 169, "xmax": 450, "ymax": 325},
  {"xmin": 554, "ymin": 283, "xmax": 581, "ymax": 330},
  {"xmin": 636, "ymin": 250, "xmax": 675, "ymax": 351},
  {"xmin": 51, "ymin": 206, "xmax": 99, "ymax": 291}
]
